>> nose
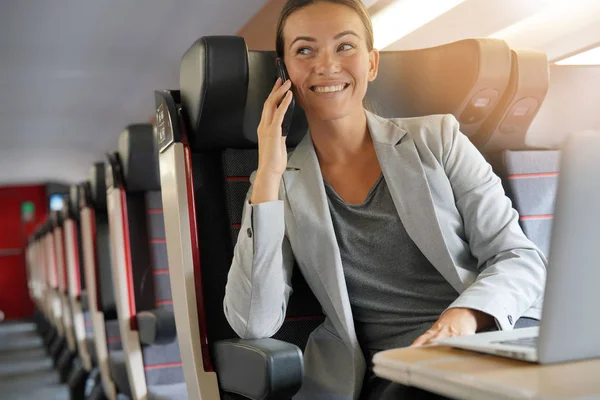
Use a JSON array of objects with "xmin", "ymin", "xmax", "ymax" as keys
[{"xmin": 314, "ymin": 49, "xmax": 341, "ymax": 76}]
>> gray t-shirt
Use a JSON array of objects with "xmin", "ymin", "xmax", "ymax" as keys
[{"xmin": 324, "ymin": 174, "xmax": 458, "ymax": 354}]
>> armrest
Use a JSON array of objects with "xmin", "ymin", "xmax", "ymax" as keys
[
  {"xmin": 136, "ymin": 308, "xmax": 177, "ymax": 345},
  {"xmin": 214, "ymin": 338, "xmax": 303, "ymax": 400}
]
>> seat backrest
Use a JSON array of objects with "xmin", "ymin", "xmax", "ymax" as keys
[
  {"xmin": 57, "ymin": 206, "xmax": 81, "ymax": 354},
  {"xmin": 27, "ymin": 229, "xmax": 42, "ymax": 314},
  {"xmin": 42, "ymin": 222, "xmax": 55, "ymax": 320},
  {"xmin": 51, "ymin": 211, "xmax": 67, "ymax": 298},
  {"xmin": 369, "ymin": 38, "xmax": 512, "ymax": 138},
  {"xmin": 63, "ymin": 183, "xmax": 94, "ymax": 370},
  {"xmin": 64, "ymin": 185, "xmax": 86, "ymax": 299},
  {"xmin": 87, "ymin": 165, "xmax": 118, "ymax": 321},
  {"xmin": 156, "ymin": 35, "xmax": 514, "ymax": 398},
  {"xmin": 80, "ymin": 162, "xmax": 121, "ymax": 399},
  {"xmin": 49, "ymin": 210, "xmax": 72, "ymax": 342},
  {"xmin": 487, "ymin": 150, "xmax": 559, "ymax": 257},
  {"xmin": 180, "ymin": 36, "xmax": 322, "ymax": 341},
  {"xmin": 42, "ymin": 220, "xmax": 61, "ymax": 330},
  {"xmin": 482, "ymin": 49, "xmax": 557, "ymax": 258},
  {"xmin": 106, "ymin": 124, "xmax": 185, "ymax": 398},
  {"xmin": 473, "ymin": 49, "xmax": 550, "ymax": 150},
  {"xmin": 26, "ymin": 229, "xmax": 42, "ymax": 308}
]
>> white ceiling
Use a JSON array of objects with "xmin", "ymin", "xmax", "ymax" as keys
[
  {"xmin": 0, "ymin": 0, "xmax": 268, "ymax": 185},
  {"xmin": 383, "ymin": 0, "xmax": 600, "ymax": 60}
]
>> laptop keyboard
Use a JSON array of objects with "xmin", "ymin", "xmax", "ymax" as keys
[{"xmin": 493, "ymin": 336, "xmax": 538, "ymax": 348}]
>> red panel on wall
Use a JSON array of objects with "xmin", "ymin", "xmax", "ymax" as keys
[{"xmin": 0, "ymin": 185, "xmax": 47, "ymax": 320}]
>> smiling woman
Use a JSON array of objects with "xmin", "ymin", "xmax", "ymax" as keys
[{"xmin": 223, "ymin": 0, "xmax": 548, "ymax": 399}]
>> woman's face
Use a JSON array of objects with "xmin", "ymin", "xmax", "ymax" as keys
[{"xmin": 282, "ymin": 2, "xmax": 379, "ymax": 122}]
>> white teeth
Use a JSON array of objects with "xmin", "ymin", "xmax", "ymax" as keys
[{"xmin": 313, "ymin": 84, "xmax": 346, "ymax": 93}]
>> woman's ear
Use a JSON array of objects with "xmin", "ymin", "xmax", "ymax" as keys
[{"xmin": 368, "ymin": 48, "xmax": 379, "ymax": 82}]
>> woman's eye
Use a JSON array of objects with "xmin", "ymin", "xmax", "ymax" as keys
[
  {"xmin": 338, "ymin": 43, "xmax": 355, "ymax": 52},
  {"xmin": 297, "ymin": 47, "xmax": 312, "ymax": 55}
]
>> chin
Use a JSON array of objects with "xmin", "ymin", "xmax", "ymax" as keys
[
  {"xmin": 313, "ymin": 108, "xmax": 350, "ymax": 121},
  {"xmin": 312, "ymin": 103, "xmax": 365, "ymax": 122}
]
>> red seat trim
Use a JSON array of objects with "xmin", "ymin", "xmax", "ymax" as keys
[
  {"xmin": 508, "ymin": 172, "xmax": 558, "ymax": 179},
  {"xmin": 144, "ymin": 362, "xmax": 182, "ymax": 370},
  {"xmin": 520, "ymin": 214, "xmax": 554, "ymax": 220}
]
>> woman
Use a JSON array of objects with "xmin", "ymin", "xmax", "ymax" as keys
[{"xmin": 224, "ymin": 1, "xmax": 547, "ymax": 399}]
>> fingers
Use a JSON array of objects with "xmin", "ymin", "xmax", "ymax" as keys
[
  {"xmin": 273, "ymin": 90, "xmax": 293, "ymax": 128},
  {"xmin": 261, "ymin": 78, "xmax": 292, "ymax": 127},
  {"xmin": 260, "ymin": 77, "xmax": 282, "ymax": 125},
  {"xmin": 411, "ymin": 330, "xmax": 435, "ymax": 347},
  {"xmin": 411, "ymin": 326, "xmax": 475, "ymax": 347}
]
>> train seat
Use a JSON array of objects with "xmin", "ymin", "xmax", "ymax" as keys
[
  {"xmin": 369, "ymin": 38, "xmax": 512, "ymax": 138},
  {"xmin": 80, "ymin": 162, "xmax": 123, "ymax": 400},
  {"xmin": 105, "ymin": 124, "xmax": 187, "ymax": 400},
  {"xmin": 154, "ymin": 35, "xmax": 514, "ymax": 399}
]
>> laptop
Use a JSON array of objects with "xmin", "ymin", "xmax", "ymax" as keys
[{"xmin": 433, "ymin": 130, "xmax": 600, "ymax": 364}]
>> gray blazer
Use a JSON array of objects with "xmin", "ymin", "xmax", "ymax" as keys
[{"xmin": 224, "ymin": 111, "xmax": 547, "ymax": 400}]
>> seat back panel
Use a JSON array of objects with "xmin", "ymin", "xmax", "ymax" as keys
[
  {"xmin": 487, "ymin": 150, "xmax": 560, "ymax": 257},
  {"xmin": 193, "ymin": 147, "xmax": 325, "ymax": 354},
  {"xmin": 125, "ymin": 193, "xmax": 156, "ymax": 314}
]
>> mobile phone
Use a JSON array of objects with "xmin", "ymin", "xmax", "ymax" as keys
[{"xmin": 276, "ymin": 58, "xmax": 295, "ymax": 137}]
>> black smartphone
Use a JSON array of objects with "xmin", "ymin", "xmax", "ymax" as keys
[{"xmin": 276, "ymin": 58, "xmax": 295, "ymax": 137}]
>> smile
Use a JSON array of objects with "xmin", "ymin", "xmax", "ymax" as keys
[{"xmin": 311, "ymin": 83, "xmax": 350, "ymax": 93}]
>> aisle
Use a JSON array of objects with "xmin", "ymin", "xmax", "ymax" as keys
[{"xmin": 0, "ymin": 321, "xmax": 69, "ymax": 399}]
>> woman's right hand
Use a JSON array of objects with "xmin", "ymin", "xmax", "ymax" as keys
[{"xmin": 251, "ymin": 78, "xmax": 294, "ymax": 204}]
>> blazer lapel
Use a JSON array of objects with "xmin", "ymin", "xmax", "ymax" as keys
[
  {"xmin": 366, "ymin": 112, "xmax": 463, "ymax": 291},
  {"xmin": 282, "ymin": 111, "xmax": 464, "ymax": 348},
  {"xmin": 283, "ymin": 135, "xmax": 357, "ymax": 347}
]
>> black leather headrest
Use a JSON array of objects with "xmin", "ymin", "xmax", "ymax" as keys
[
  {"xmin": 180, "ymin": 36, "xmax": 308, "ymax": 150},
  {"xmin": 89, "ymin": 162, "xmax": 107, "ymax": 210},
  {"xmin": 68, "ymin": 184, "xmax": 81, "ymax": 218},
  {"xmin": 50, "ymin": 210, "xmax": 63, "ymax": 228},
  {"xmin": 117, "ymin": 124, "xmax": 160, "ymax": 192}
]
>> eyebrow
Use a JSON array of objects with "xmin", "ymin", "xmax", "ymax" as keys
[{"xmin": 289, "ymin": 30, "xmax": 361, "ymax": 48}]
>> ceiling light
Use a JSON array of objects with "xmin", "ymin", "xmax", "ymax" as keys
[
  {"xmin": 488, "ymin": 0, "xmax": 600, "ymax": 49},
  {"xmin": 371, "ymin": 0, "xmax": 468, "ymax": 50},
  {"xmin": 555, "ymin": 45, "xmax": 600, "ymax": 65}
]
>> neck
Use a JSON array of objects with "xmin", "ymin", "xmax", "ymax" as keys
[{"xmin": 308, "ymin": 109, "xmax": 373, "ymax": 166}]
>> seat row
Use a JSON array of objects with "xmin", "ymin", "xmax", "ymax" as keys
[{"xmin": 25, "ymin": 35, "xmax": 560, "ymax": 400}]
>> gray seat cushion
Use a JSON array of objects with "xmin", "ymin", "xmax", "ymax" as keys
[
  {"xmin": 109, "ymin": 351, "xmax": 131, "ymax": 397},
  {"xmin": 86, "ymin": 338, "xmax": 97, "ymax": 364},
  {"xmin": 147, "ymin": 382, "xmax": 189, "ymax": 400},
  {"xmin": 486, "ymin": 150, "xmax": 560, "ymax": 257}
]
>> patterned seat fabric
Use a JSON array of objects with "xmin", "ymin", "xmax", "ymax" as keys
[
  {"xmin": 487, "ymin": 150, "xmax": 560, "ymax": 257},
  {"xmin": 140, "ymin": 190, "xmax": 185, "ymax": 388}
]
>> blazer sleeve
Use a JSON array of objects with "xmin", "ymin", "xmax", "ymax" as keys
[
  {"xmin": 223, "ymin": 171, "xmax": 295, "ymax": 339},
  {"xmin": 440, "ymin": 114, "xmax": 548, "ymax": 330}
]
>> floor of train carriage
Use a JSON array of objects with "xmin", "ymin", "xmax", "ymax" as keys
[{"xmin": 0, "ymin": 320, "xmax": 69, "ymax": 399}]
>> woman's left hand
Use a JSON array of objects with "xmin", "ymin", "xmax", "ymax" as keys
[{"xmin": 410, "ymin": 308, "xmax": 494, "ymax": 347}]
